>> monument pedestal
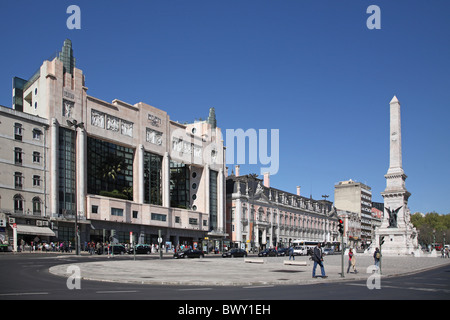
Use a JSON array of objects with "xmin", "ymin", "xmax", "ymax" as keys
[{"xmin": 374, "ymin": 226, "xmax": 418, "ymax": 256}]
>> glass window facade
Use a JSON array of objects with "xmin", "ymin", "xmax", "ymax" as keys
[
  {"xmin": 87, "ymin": 137, "xmax": 134, "ymax": 200},
  {"xmin": 151, "ymin": 213, "xmax": 166, "ymax": 222},
  {"xmin": 209, "ymin": 170, "xmax": 218, "ymax": 231},
  {"xmin": 59, "ymin": 128, "xmax": 76, "ymax": 215},
  {"xmin": 170, "ymin": 161, "xmax": 189, "ymax": 209},
  {"xmin": 144, "ymin": 152, "xmax": 162, "ymax": 205}
]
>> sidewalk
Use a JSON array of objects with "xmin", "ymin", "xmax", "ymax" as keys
[{"xmin": 49, "ymin": 254, "xmax": 450, "ymax": 286}]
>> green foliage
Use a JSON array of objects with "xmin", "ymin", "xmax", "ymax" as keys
[
  {"xmin": 411, "ymin": 212, "xmax": 450, "ymax": 245},
  {"xmin": 99, "ymin": 189, "xmax": 129, "ymax": 200}
]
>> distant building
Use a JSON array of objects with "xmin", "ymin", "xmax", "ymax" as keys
[
  {"xmin": 336, "ymin": 209, "xmax": 361, "ymax": 248},
  {"xmin": 226, "ymin": 167, "xmax": 338, "ymax": 250},
  {"xmin": 0, "ymin": 105, "xmax": 52, "ymax": 244},
  {"xmin": 334, "ymin": 179, "xmax": 374, "ymax": 245}
]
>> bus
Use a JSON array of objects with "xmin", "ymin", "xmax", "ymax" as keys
[{"xmin": 292, "ymin": 240, "xmax": 319, "ymax": 256}]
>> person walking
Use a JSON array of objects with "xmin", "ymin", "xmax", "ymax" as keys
[
  {"xmin": 312, "ymin": 243, "xmax": 327, "ymax": 278},
  {"xmin": 373, "ymin": 247, "xmax": 381, "ymax": 268},
  {"xmin": 289, "ymin": 245, "xmax": 295, "ymax": 260},
  {"xmin": 347, "ymin": 248, "xmax": 358, "ymax": 274}
]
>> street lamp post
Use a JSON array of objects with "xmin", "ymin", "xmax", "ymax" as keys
[{"xmin": 66, "ymin": 119, "xmax": 84, "ymax": 256}]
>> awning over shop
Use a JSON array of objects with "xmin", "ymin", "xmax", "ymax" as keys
[{"xmin": 16, "ymin": 225, "xmax": 56, "ymax": 237}]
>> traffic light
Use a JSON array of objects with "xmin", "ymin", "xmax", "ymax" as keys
[
  {"xmin": 338, "ymin": 219, "xmax": 344, "ymax": 235},
  {"xmin": 380, "ymin": 236, "xmax": 385, "ymax": 246}
]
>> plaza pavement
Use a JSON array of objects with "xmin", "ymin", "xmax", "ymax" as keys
[{"xmin": 49, "ymin": 253, "xmax": 450, "ymax": 286}]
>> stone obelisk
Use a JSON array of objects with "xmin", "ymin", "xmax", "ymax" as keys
[{"xmin": 375, "ymin": 96, "xmax": 418, "ymax": 255}]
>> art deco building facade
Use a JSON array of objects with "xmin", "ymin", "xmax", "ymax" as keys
[
  {"xmin": 6, "ymin": 40, "xmax": 226, "ymax": 248},
  {"xmin": 226, "ymin": 167, "xmax": 339, "ymax": 250}
]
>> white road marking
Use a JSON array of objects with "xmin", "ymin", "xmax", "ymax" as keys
[{"xmin": 0, "ymin": 292, "xmax": 49, "ymax": 296}]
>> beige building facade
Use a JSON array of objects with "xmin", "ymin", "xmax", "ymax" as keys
[
  {"xmin": 6, "ymin": 39, "xmax": 226, "ymax": 249},
  {"xmin": 0, "ymin": 105, "xmax": 53, "ymax": 245},
  {"xmin": 334, "ymin": 179, "xmax": 374, "ymax": 245}
]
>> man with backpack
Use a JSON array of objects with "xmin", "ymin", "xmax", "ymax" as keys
[
  {"xmin": 312, "ymin": 243, "xmax": 327, "ymax": 278},
  {"xmin": 374, "ymin": 247, "xmax": 381, "ymax": 267}
]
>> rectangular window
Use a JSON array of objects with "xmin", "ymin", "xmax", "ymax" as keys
[
  {"xmin": 14, "ymin": 195, "xmax": 24, "ymax": 213},
  {"xmin": 170, "ymin": 160, "xmax": 189, "ymax": 209},
  {"xmin": 59, "ymin": 128, "xmax": 76, "ymax": 216},
  {"xmin": 87, "ymin": 137, "xmax": 134, "ymax": 200},
  {"xmin": 33, "ymin": 151, "xmax": 40, "ymax": 163},
  {"xmin": 209, "ymin": 170, "xmax": 218, "ymax": 231},
  {"xmin": 91, "ymin": 205, "xmax": 98, "ymax": 214},
  {"xmin": 132, "ymin": 210, "xmax": 138, "ymax": 219},
  {"xmin": 175, "ymin": 216, "xmax": 181, "ymax": 223},
  {"xmin": 189, "ymin": 218, "xmax": 198, "ymax": 225},
  {"xmin": 151, "ymin": 213, "xmax": 166, "ymax": 222},
  {"xmin": 14, "ymin": 172, "xmax": 23, "ymax": 189},
  {"xmin": 33, "ymin": 175, "xmax": 40, "ymax": 187},
  {"xmin": 33, "ymin": 198, "xmax": 41, "ymax": 215},
  {"xmin": 111, "ymin": 208, "xmax": 124, "ymax": 216},
  {"xmin": 144, "ymin": 152, "xmax": 162, "ymax": 205},
  {"xmin": 14, "ymin": 123, "xmax": 22, "ymax": 141},
  {"xmin": 33, "ymin": 129, "xmax": 42, "ymax": 140},
  {"xmin": 14, "ymin": 148, "xmax": 22, "ymax": 165}
]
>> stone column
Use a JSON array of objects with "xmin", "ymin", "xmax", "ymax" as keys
[
  {"xmin": 50, "ymin": 118, "xmax": 58, "ymax": 217},
  {"xmin": 218, "ymin": 168, "xmax": 224, "ymax": 232},
  {"xmin": 205, "ymin": 164, "xmax": 210, "ymax": 215},
  {"xmin": 163, "ymin": 152, "xmax": 170, "ymax": 207},
  {"xmin": 77, "ymin": 126, "xmax": 86, "ymax": 217},
  {"xmin": 138, "ymin": 144, "xmax": 144, "ymax": 204},
  {"xmin": 235, "ymin": 198, "xmax": 242, "ymax": 246}
]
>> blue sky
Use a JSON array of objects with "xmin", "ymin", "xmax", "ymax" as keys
[{"xmin": 0, "ymin": 0, "xmax": 449, "ymax": 214}]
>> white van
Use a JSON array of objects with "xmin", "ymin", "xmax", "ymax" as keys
[{"xmin": 293, "ymin": 246, "xmax": 307, "ymax": 256}]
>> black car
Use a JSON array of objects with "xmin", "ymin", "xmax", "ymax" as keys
[
  {"xmin": 128, "ymin": 244, "xmax": 152, "ymax": 254},
  {"xmin": 97, "ymin": 244, "xmax": 127, "ymax": 255},
  {"xmin": 222, "ymin": 248, "xmax": 248, "ymax": 258},
  {"xmin": 173, "ymin": 249, "xmax": 205, "ymax": 259},
  {"xmin": 277, "ymin": 248, "xmax": 290, "ymax": 256},
  {"xmin": 257, "ymin": 249, "xmax": 278, "ymax": 257}
]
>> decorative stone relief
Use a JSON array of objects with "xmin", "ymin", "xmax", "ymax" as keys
[
  {"xmin": 121, "ymin": 120, "xmax": 133, "ymax": 137},
  {"xmin": 63, "ymin": 100, "xmax": 74, "ymax": 118},
  {"xmin": 106, "ymin": 115, "xmax": 120, "ymax": 132},
  {"xmin": 146, "ymin": 128, "xmax": 163, "ymax": 145},
  {"xmin": 91, "ymin": 109, "xmax": 105, "ymax": 128},
  {"xmin": 172, "ymin": 138, "xmax": 202, "ymax": 157}
]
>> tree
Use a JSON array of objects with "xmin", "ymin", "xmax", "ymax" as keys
[{"xmin": 411, "ymin": 212, "xmax": 450, "ymax": 246}]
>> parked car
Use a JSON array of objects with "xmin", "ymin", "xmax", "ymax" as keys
[
  {"xmin": 128, "ymin": 244, "xmax": 152, "ymax": 254},
  {"xmin": 277, "ymin": 248, "xmax": 289, "ymax": 256},
  {"xmin": 323, "ymin": 248, "xmax": 334, "ymax": 255},
  {"xmin": 173, "ymin": 249, "xmax": 205, "ymax": 259},
  {"xmin": 222, "ymin": 248, "xmax": 248, "ymax": 258},
  {"xmin": 97, "ymin": 244, "xmax": 127, "ymax": 255},
  {"xmin": 258, "ymin": 249, "xmax": 278, "ymax": 257}
]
